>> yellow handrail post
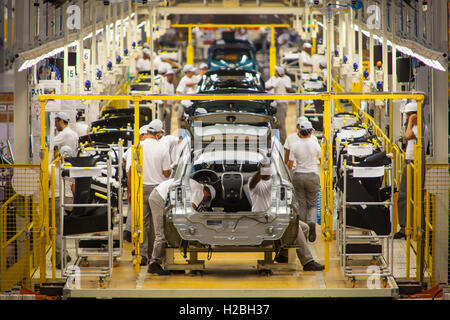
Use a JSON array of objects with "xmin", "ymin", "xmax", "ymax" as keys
[
  {"xmin": 414, "ymin": 99, "xmax": 423, "ymax": 282},
  {"xmin": 187, "ymin": 27, "xmax": 194, "ymax": 65},
  {"xmin": 424, "ymin": 191, "xmax": 430, "ymax": 279},
  {"xmin": 51, "ymin": 164, "xmax": 56, "ymax": 280},
  {"xmin": 39, "ymin": 99, "xmax": 49, "ymax": 285},
  {"xmin": 406, "ymin": 163, "xmax": 412, "ymax": 279},
  {"xmin": 270, "ymin": 27, "xmax": 276, "ymax": 77}
]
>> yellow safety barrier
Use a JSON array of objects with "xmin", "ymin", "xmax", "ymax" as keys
[
  {"xmin": 38, "ymin": 91, "xmax": 425, "ymax": 275},
  {"xmin": 0, "ymin": 164, "xmax": 43, "ymax": 292}
]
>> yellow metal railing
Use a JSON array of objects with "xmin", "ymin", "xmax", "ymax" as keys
[
  {"xmin": 0, "ymin": 165, "xmax": 43, "ymax": 292},
  {"xmin": 37, "ymin": 92, "xmax": 425, "ymax": 274}
]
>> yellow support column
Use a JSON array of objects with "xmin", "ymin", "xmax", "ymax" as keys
[
  {"xmin": 270, "ymin": 27, "xmax": 276, "ymax": 77},
  {"xmin": 186, "ymin": 27, "xmax": 194, "ymax": 65},
  {"xmin": 39, "ymin": 100, "xmax": 49, "ymax": 285},
  {"xmin": 414, "ymin": 99, "xmax": 423, "ymax": 282},
  {"xmin": 51, "ymin": 164, "xmax": 56, "ymax": 280},
  {"xmin": 406, "ymin": 164, "xmax": 412, "ymax": 279}
]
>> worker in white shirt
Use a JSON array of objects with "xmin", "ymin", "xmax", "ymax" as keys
[
  {"xmin": 176, "ymin": 65, "xmax": 199, "ymax": 129},
  {"xmin": 299, "ymin": 42, "xmax": 313, "ymax": 73},
  {"xmin": 287, "ymin": 121, "xmax": 321, "ymax": 242},
  {"xmin": 395, "ymin": 101, "xmax": 428, "ymax": 239},
  {"xmin": 196, "ymin": 63, "xmax": 209, "ymax": 90},
  {"xmin": 248, "ymin": 158, "xmax": 324, "ymax": 271},
  {"xmin": 265, "ymin": 66, "xmax": 292, "ymax": 144},
  {"xmin": 147, "ymin": 178, "xmax": 215, "ymax": 275},
  {"xmin": 123, "ymin": 125, "xmax": 150, "ymax": 242},
  {"xmin": 284, "ymin": 117, "xmax": 318, "ymax": 165},
  {"xmin": 163, "ymin": 69, "xmax": 176, "ymax": 134},
  {"xmin": 137, "ymin": 120, "xmax": 172, "ymax": 265},
  {"xmin": 136, "ymin": 48, "xmax": 152, "ymax": 73},
  {"xmin": 54, "ymin": 112, "xmax": 79, "ymax": 157}
]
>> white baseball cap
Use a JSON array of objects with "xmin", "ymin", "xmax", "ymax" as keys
[
  {"xmin": 299, "ymin": 121, "xmax": 313, "ymax": 130},
  {"xmin": 302, "ymin": 42, "xmax": 312, "ymax": 49},
  {"xmin": 402, "ymin": 102, "xmax": 417, "ymax": 113},
  {"xmin": 143, "ymin": 48, "xmax": 151, "ymax": 56},
  {"xmin": 199, "ymin": 63, "xmax": 208, "ymax": 70},
  {"xmin": 143, "ymin": 43, "xmax": 150, "ymax": 48},
  {"xmin": 147, "ymin": 119, "xmax": 164, "ymax": 133},
  {"xmin": 55, "ymin": 112, "xmax": 70, "ymax": 123},
  {"xmin": 297, "ymin": 116, "xmax": 308, "ymax": 125},
  {"xmin": 183, "ymin": 64, "xmax": 195, "ymax": 73},
  {"xmin": 275, "ymin": 66, "xmax": 285, "ymax": 76},
  {"xmin": 166, "ymin": 69, "xmax": 175, "ymax": 76},
  {"xmin": 158, "ymin": 66, "xmax": 167, "ymax": 75},
  {"xmin": 139, "ymin": 125, "xmax": 149, "ymax": 136}
]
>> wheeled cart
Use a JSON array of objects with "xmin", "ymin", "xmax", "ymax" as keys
[
  {"xmin": 59, "ymin": 144, "xmax": 123, "ymax": 287},
  {"xmin": 336, "ymin": 157, "xmax": 394, "ymax": 288}
]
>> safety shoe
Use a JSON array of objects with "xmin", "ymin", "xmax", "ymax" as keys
[
  {"xmin": 274, "ymin": 255, "xmax": 289, "ymax": 263},
  {"xmin": 308, "ymin": 222, "xmax": 316, "ymax": 242},
  {"xmin": 148, "ymin": 262, "xmax": 170, "ymax": 276},
  {"xmin": 303, "ymin": 260, "xmax": 325, "ymax": 271},
  {"xmin": 140, "ymin": 256, "xmax": 149, "ymax": 266},
  {"xmin": 394, "ymin": 230, "xmax": 406, "ymax": 239}
]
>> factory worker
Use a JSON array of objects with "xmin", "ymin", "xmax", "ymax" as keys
[
  {"xmin": 311, "ymin": 53, "xmax": 327, "ymax": 74},
  {"xmin": 395, "ymin": 101, "xmax": 429, "ymax": 239},
  {"xmin": 284, "ymin": 117, "xmax": 318, "ymax": 165},
  {"xmin": 54, "ymin": 112, "xmax": 79, "ymax": 158},
  {"xmin": 136, "ymin": 48, "xmax": 152, "ymax": 73},
  {"xmin": 155, "ymin": 65, "xmax": 168, "ymax": 122},
  {"xmin": 196, "ymin": 63, "xmax": 209, "ymax": 89},
  {"xmin": 162, "ymin": 69, "xmax": 176, "ymax": 133},
  {"xmin": 123, "ymin": 125, "xmax": 150, "ymax": 242},
  {"xmin": 265, "ymin": 66, "xmax": 292, "ymax": 144},
  {"xmin": 247, "ymin": 158, "xmax": 324, "ymax": 271},
  {"xmin": 299, "ymin": 42, "xmax": 313, "ymax": 72},
  {"xmin": 137, "ymin": 119, "xmax": 172, "ymax": 265},
  {"xmin": 287, "ymin": 121, "xmax": 321, "ymax": 242},
  {"xmin": 147, "ymin": 178, "xmax": 216, "ymax": 275},
  {"xmin": 176, "ymin": 65, "xmax": 199, "ymax": 128}
]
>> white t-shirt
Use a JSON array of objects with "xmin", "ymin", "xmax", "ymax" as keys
[
  {"xmin": 284, "ymin": 132, "xmax": 318, "ymax": 151},
  {"xmin": 54, "ymin": 126, "xmax": 79, "ymax": 157},
  {"xmin": 142, "ymin": 138, "xmax": 171, "ymax": 186},
  {"xmin": 176, "ymin": 75, "xmax": 199, "ymax": 108},
  {"xmin": 49, "ymin": 165, "xmax": 73, "ymax": 198},
  {"xmin": 265, "ymin": 76, "xmax": 291, "ymax": 104},
  {"xmin": 405, "ymin": 125, "xmax": 417, "ymax": 161},
  {"xmin": 190, "ymin": 179, "xmax": 205, "ymax": 208},
  {"xmin": 160, "ymin": 135, "xmax": 179, "ymax": 164},
  {"xmin": 311, "ymin": 54, "xmax": 327, "ymax": 73},
  {"xmin": 136, "ymin": 57, "xmax": 151, "ymax": 72},
  {"xmin": 249, "ymin": 177, "xmax": 272, "ymax": 212},
  {"xmin": 155, "ymin": 178, "xmax": 174, "ymax": 200},
  {"xmin": 299, "ymin": 51, "xmax": 312, "ymax": 72},
  {"xmin": 289, "ymin": 137, "xmax": 321, "ymax": 174}
]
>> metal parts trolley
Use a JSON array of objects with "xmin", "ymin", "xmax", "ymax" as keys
[
  {"xmin": 336, "ymin": 151, "xmax": 394, "ymax": 288},
  {"xmin": 59, "ymin": 144, "xmax": 123, "ymax": 287}
]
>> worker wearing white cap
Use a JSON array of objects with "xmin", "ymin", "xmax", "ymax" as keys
[
  {"xmin": 247, "ymin": 156, "xmax": 324, "ymax": 271},
  {"xmin": 162, "ymin": 69, "xmax": 176, "ymax": 133},
  {"xmin": 136, "ymin": 119, "xmax": 171, "ymax": 265},
  {"xmin": 136, "ymin": 48, "xmax": 152, "ymax": 73},
  {"xmin": 299, "ymin": 42, "xmax": 313, "ymax": 72},
  {"xmin": 395, "ymin": 101, "xmax": 428, "ymax": 239},
  {"xmin": 176, "ymin": 64, "xmax": 200, "ymax": 128},
  {"xmin": 54, "ymin": 112, "xmax": 79, "ymax": 158},
  {"xmin": 287, "ymin": 121, "xmax": 321, "ymax": 242},
  {"xmin": 265, "ymin": 65, "xmax": 292, "ymax": 144},
  {"xmin": 284, "ymin": 117, "xmax": 318, "ymax": 165},
  {"xmin": 199, "ymin": 63, "xmax": 208, "ymax": 76},
  {"xmin": 147, "ymin": 177, "xmax": 215, "ymax": 275}
]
